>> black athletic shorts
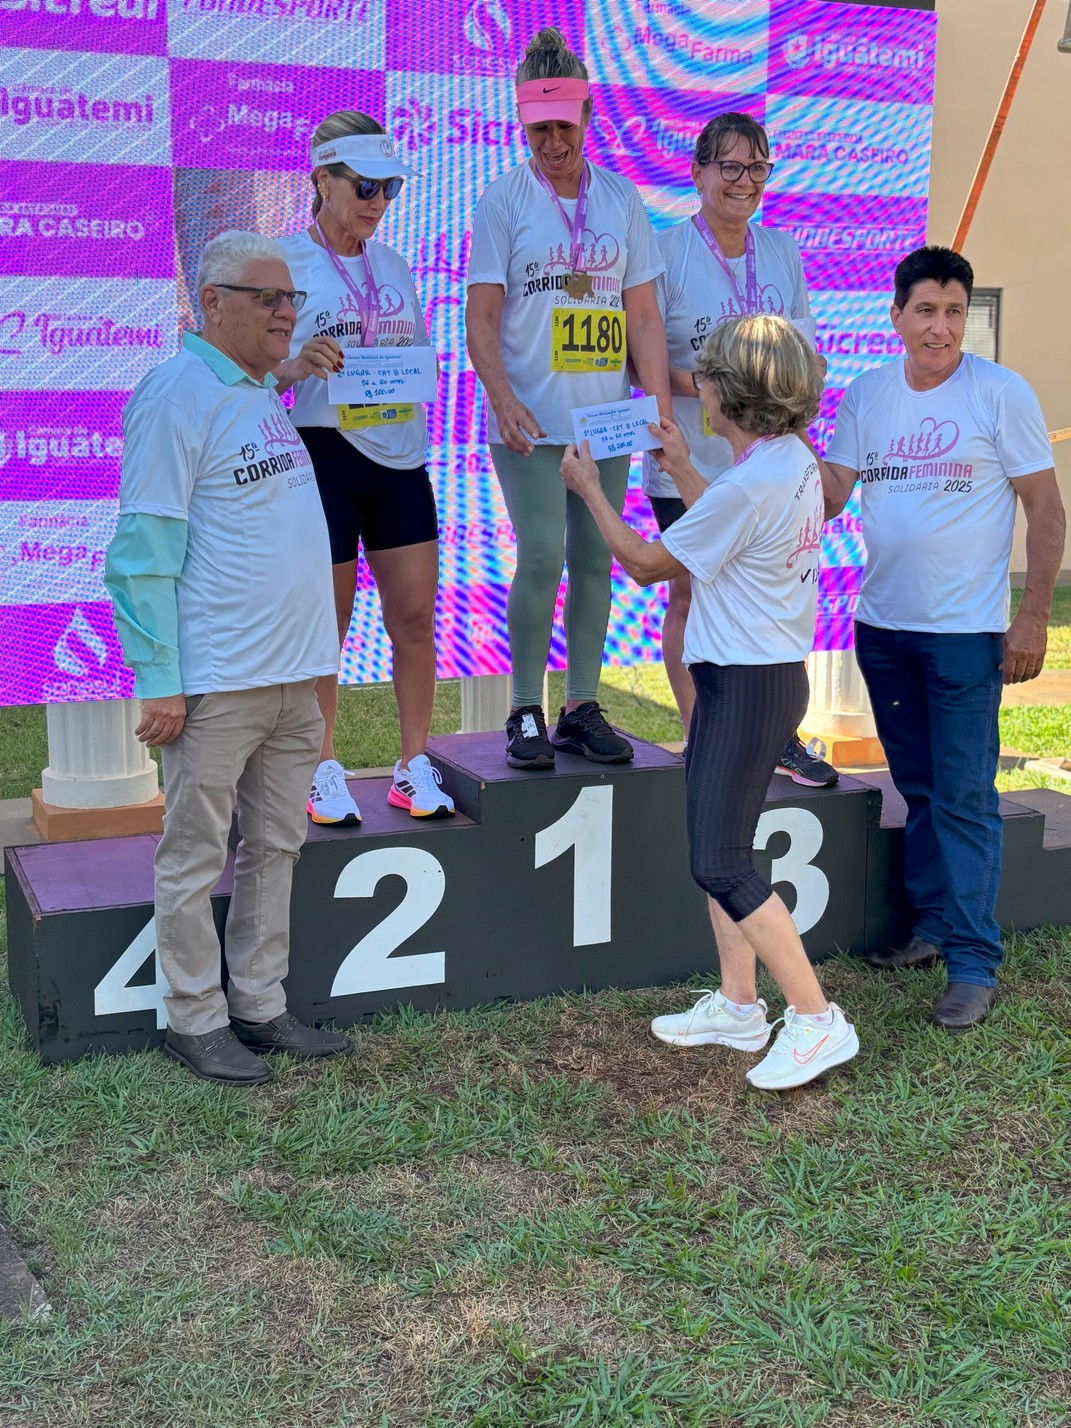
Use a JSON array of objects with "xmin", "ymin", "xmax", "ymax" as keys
[
  {"xmin": 649, "ymin": 495, "xmax": 688, "ymax": 535},
  {"xmin": 298, "ymin": 426, "xmax": 438, "ymax": 564}
]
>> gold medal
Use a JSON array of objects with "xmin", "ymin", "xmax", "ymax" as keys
[{"xmin": 565, "ymin": 270, "xmax": 594, "ymax": 301}]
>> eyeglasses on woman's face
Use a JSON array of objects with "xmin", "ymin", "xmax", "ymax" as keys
[{"xmin": 704, "ymin": 160, "xmax": 774, "ymax": 184}]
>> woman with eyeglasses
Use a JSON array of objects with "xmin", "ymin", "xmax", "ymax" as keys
[
  {"xmin": 275, "ymin": 110, "xmax": 455, "ymax": 825},
  {"xmin": 645, "ymin": 111, "xmax": 837, "ymax": 791}
]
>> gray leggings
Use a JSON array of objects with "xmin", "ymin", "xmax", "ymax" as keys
[{"xmin": 491, "ymin": 443, "xmax": 630, "ymax": 708}]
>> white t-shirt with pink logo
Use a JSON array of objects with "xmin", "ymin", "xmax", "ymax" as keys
[
  {"xmin": 660, "ymin": 434, "xmax": 824, "ymax": 667},
  {"xmin": 643, "ymin": 219, "xmax": 811, "ymax": 497},
  {"xmin": 280, "ymin": 231, "xmax": 431, "ymax": 471},
  {"xmin": 120, "ymin": 343, "xmax": 338, "ymax": 694},
  {"xmin": 826, "ymin": 353, "xmax": 1053, "ymax": 633},
  {"xmin": 466, "ymin": 160, "xmax": 664, "ymax": 447}
]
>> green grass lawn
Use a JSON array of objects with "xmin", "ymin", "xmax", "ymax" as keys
[
  {"xmin": 2, "ymin": 662, "xmax": 1069, "ymax": 802},
  {"xmin": 2, "ymin": 612, "xmax": 1071, "ymax": 1422},
  {"xmin": 2, "ymin": 921, "xmax": 1070, "ymax": 1427}
]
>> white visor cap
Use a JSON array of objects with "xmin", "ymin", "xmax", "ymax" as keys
[{"xmin": 311, "ymin": 134, "xmax": 419, "ymax": 179}]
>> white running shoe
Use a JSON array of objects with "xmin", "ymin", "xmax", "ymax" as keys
[
  {"xmin": 651, "ymin": 989, "xmax": 772, "ymax": 1050},
  {"xmin": 308, "ymin": 758, "xmax": 361, "ymax": 826},
  {"xmin": 388, "ymin": 754, "xmax": 456, "ymax": 819},
  {"xmin": 745, "ymin": 1004, "xmax": 859, "ymax": 1091}
]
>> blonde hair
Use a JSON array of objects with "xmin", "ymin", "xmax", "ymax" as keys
[
  {"xmin": 309, "ymin": 110, "xmax": 384, "ymax": 216},
  {"xmin": 515, "ymin": 27, "xmax": 592, "ymax": 122},
  {"xmin": 696, "ymin": 315, "xmax": 822, "ymax": 437}
]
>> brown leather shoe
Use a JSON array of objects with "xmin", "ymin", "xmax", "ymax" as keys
[
  {"xmin": 864, "ymin": 934, "xmax": 941, "ymax": 971},
  {"xmin": 164, "ymin": 1027, "xmax": 272, "ymax": 1086},
  {"xmin": 231, "ymin": 1011, "xmax": 352, "ymax": 1059},
  {"xmin": 932, "ymin": 983, "xmax": 998, "ymax": 1030}
]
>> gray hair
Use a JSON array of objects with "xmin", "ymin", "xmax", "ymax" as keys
[
  {"xmin": 310, "ymin": 109, "xmax": 385, "ymax": 215},
  {"xmin": 696, "ymin": 315, "xmax": 822, "ymax": 438},
  {"xmin": 196, "ymin": 231, "xmax": 289, "ymax": 299}
]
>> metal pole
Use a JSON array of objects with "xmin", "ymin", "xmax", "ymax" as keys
[
  {"xmin": 951, "ymin": 0, "xmax": 1048, "ymax": 252},
  {"xmin": 1059, "ymin": 0, "xmax": 1071, "ymax": 52}
]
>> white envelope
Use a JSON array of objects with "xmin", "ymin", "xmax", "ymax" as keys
[
  {"xmin": 570, "ymin": 395, "xmax": 661, "ymax": 461},
  {"xmin": 328, "ymin": 348, "xmax": 438, "ymax": 405}
]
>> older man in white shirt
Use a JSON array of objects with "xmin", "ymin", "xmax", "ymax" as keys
[{"xmin": 105, "ymin": 231, "xmax": 350, "ymax": 1084}]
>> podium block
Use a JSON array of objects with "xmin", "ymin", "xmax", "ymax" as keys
[{"xmin": 7, "ymin": 731, "xmax": 1071, "ymax": 1064}]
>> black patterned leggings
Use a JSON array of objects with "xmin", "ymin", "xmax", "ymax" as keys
[{"xmin": 685, "ymin": 661, "xmax": 810, "ymax": 921}]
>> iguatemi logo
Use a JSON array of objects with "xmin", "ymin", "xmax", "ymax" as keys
[
  {"xmin": 884, "ymin": 416, "xmax": 958, "ymax": 461},
  {"xmin": 782, "ymin": 31, "xmax": 927, "ymax": 74},
  {"xmin": 0, "ymin": 310, "xmax": 163, "ymax": 358},
  {"xmin": 0, "ymin": 86, "xmax": 155, "ymax": 128}
]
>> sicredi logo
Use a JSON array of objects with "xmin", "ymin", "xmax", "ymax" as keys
[
  {"xmin": 783, "ymin": 31, "xmax": 927, "ymax": 73},
  {"xmin": 52, "ymin": 605, "xmax": 107, "ymax": 678},
  {"xmin": 0, "ymin": 0, "xmax": 158, "ymax": 16},
  {"xmin": 0, "ymin": 86, "xmax": 155, "ymax": 128},
  {"xmin": 391, "ymin": 98, "xmax": 516, "ymax": 149},
  {"xmin": 463, "ymin": 0, "xmax": 510, "ymax": 54}
]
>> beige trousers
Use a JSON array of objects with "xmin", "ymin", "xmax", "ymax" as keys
[{"xmin": 155, "ymin": 679, "xmax": 323, "ymax": 1036}]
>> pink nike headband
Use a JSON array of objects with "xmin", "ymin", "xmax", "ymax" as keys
[{"xmin": 516, "ymin": 77, "xmax": 590, "ymax": 126}]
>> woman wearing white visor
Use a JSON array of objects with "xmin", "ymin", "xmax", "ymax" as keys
[
  {"xmin": 645, "ymin": 111, "xmax": 838, "ymax": 789},
  {"xmin": 467, "ymin": 28, "xmax": 671, "ymax": 770},
  {"xmin": 275, "ymin": 111, "xmax": 454, "ymax": 823}
]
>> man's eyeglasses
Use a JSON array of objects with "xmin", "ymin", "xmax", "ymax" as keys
[
  {"xmin": 349, "ymin": 175, "xmax": 404, "ymax": 202},
  {"xmin": 704, "ymin": 160, "xmax": 775, "ymax": 183},
  {"xmin": 215, "ymin": 285, "xmax": 308, "ymax": 311}
]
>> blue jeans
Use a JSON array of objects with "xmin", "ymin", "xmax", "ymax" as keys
[{"xmin": 855, "ymin": 622, "xmax": 1004, "ymax": 987}]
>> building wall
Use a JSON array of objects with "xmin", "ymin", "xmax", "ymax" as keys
[{"xmin": 929, "ymin": 0, "xmax": 1071, "ymax": 574}]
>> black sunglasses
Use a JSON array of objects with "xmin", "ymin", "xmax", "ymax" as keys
[
  {"xmin": 216, "ymin": 285, "xmax": 307, "ymax": 311},
  {"xmin": 349, "ymin": 175, "xmax": 405, "ymax": 202}
]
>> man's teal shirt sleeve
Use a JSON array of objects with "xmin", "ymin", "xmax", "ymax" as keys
[{"xmin": 104, "ymin": 513, "xmax": 189, "ymax": 699}]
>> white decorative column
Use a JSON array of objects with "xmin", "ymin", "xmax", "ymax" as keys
[
  {"xmin": 805, "ymin": 648, "xmax": 881, "ymax": 762},
  {"xmin": 34, "ymin": 700, "xmax": 162, "ymax": 839},
  {"xmin": 459, "ymin": 673, "xmax": 549, "ymax": 732}
]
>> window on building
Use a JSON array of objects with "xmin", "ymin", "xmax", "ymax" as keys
[{"xmin": 963, "ymin": 289, "xmax": 1001, "ymax": 362}]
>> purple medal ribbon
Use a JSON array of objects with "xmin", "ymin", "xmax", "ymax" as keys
[
  {"xmin": 532, "ymin": 160, "xmax": 591, "ymax": 273},
  {"xmin": 313, "ymin": 215, "xmax": 381, "ymax": 348},
  {"xmin": 692, "ymin": 212, "xmax": 759, "ymax": 315},
  {"xmin": 735, "ymin": 434, "xmax": 773, "ymax": 466}
]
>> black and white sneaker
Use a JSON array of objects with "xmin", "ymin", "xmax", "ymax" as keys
[
  {"xmin": 505, "ymin": 704, "xmax": 556, "ymax": 770},
  {"xmin": 776, "ymin": 734, "xmax": 839, "ymax": 788},
  {"xmin": 552, "ymin": 701, "xmax": 634, "ymax": 764}
]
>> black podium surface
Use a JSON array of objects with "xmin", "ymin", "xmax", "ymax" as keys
[{"xmin": 7, "ymin": 730, "xmax": 1071, "ymax": 1064}]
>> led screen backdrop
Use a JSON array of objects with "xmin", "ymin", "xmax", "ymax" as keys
[{"xmin": 0, "ymin": 0, "xmax": 936, "ymax": 704}]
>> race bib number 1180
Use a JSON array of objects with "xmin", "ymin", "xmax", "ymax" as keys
[{"xmin": 550, "ymin": 307, "xmax": 626, "ymax": 373}]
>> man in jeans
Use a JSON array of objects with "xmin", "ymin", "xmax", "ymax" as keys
[
  {"xmin": 822, "ymin": 245, "xmax": 1065, "ymax": 1028},
  {"xmin": 105, "ymin": 230, "xmax": 350, "ymax": 1084}
]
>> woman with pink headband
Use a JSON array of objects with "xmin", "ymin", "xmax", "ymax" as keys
[
  {"xmin": 273, "ymin": 110, "xmax": 455, "ymax": 827},
  {"xmin": 467, "ymin": 28, "xmax": 671, "ymax": 770}
]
